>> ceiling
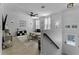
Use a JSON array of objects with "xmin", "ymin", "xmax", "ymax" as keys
[{"xmin": 2, "ymin": 3, "xmax": 79, "ymax": 17}]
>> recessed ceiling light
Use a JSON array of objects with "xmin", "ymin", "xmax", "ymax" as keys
[{"xmin": 41, "ymin": 6, "xmax": 45, "ymax": 8}]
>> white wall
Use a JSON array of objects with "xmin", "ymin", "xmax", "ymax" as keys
[
  {"xmin": 5, "ymin": 12, "xmax": 34, "ymax": 36},
  {"xmin": 2, "ymin": 3, "xmax": 35, "ymax": 36},
  {"xmin": 62, "ymin": 6, "xmax": 79, "ymax": 55},
  {"xmin": 3, "ymin": 10, "xmax": 34, "ymax": 36}
]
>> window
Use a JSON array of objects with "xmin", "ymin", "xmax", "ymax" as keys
[
  {"xmin": 36, "ymin": 20, "xmax": 40, "ymax": 29},
  {"xmin": 19, "ymin": 20, "xmax": 26, "ymax": 27},
  {"xmin": 44, "ymin": 16, "xmax": 51, "ymax": 30}
]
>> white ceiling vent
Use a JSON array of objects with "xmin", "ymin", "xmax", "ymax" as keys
[{"xmin": 67, "ymin": 3, "xmax": 74, "ymax": 8}]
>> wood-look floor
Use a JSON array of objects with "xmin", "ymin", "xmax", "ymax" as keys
[{"xmin": 2, "ymin": 37, "xmax": 39, "ymax": 55}]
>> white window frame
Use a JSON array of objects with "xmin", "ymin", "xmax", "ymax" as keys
[
  {"xmin": 36, "ymin": 19, "xmax": 40, "ymax": 29},
  {"xmin": 44, "ymin": 16, "xmax": 51, "ymax": 30}
]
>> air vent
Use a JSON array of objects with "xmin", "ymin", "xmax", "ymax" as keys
[{"xmin": 67, "ymin": 3, "xmax": 74, "ymax": 8}]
